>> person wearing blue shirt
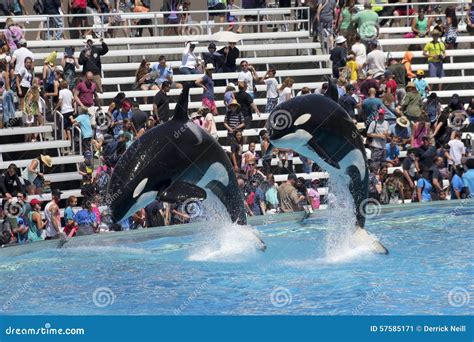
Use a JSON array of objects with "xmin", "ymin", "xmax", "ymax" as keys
[
  {"xmin": 74, "ymin": 201, "xmax": 97, "ymax": 236},
  {"xmin": 389, "ymin": 116, "xmax": 412, "ymax": 145},
  {"xmin": 417, "ymin": 171, "xmax": 433, "ymax": 202},
  {"xmin": 450, "ymin": 167, "xmax": 465, "ymax": 200},
  {"xmin": 152, "ymin": 56, "xmax": 175, "ymax": 87},
  {"xmin": 462, "ymin": 158, "xmax": 474, "ymax": 196},
  {"xmin": 386, "ymin": 139, "xmax": 400, "ymax": 166},
  {"xmin": 71, "ymin": 112, "xmax": 93, "ymax": 152}
]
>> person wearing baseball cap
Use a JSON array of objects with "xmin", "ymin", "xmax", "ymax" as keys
[
  {"xmin": 27, "ymin": 198, "xmax": 45, "ymax": 241},
  {"xmin": 195, "ymin": 63, "xmax": 217, "ymax": 115},
  {"xmin": 277, "ymin": 174, "xmax": 306, "ymax": 213}
]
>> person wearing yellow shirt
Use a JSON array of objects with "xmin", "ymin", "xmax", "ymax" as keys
[
  {"xmin": 346, "ymin": 54, "xmax": 358, "ymax": 82},
  {"xmin": 423, "ymin": 30, "xmax": 446, "ymax": 91}
]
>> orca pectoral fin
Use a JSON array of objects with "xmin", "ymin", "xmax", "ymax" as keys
[
  {"xmin": 159, "ymin": 181, "xmax": 207, "ymax": 203},
  {"xmin": 307, "ymin": 138, "xmax": 341, "ymax": 169}
]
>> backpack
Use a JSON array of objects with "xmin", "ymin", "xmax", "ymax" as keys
[
  {"xmin": 45, "ymin": 68, "xmax": 55, "ymax": 92},
  {"xmin": 72, "ymin": 0, "xmax": 87, "ymax": 9},
  {"xmin": 426, "ymin": 100, "xmax": 438, "ymax": 123},
  {"xmin": 33, "ymin": 0, "xmax": 44, "ymax": 15}
]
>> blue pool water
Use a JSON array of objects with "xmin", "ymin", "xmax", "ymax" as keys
[{"xmin": 0, "ymin": 202, "xmax": 472, "ymax": 315}]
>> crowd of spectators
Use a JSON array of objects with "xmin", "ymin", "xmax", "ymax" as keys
[{"xmin": 1, "ymin": 1, "xmax": 474, "ymax": 246}]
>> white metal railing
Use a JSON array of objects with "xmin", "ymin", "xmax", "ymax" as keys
[
  {"xmin": 8, "ymin": 7, "xmax": 311, "ymax": 37},
  {"xmin": 71, "ymin": 125, "xmax": 82, "ymax": 156}
]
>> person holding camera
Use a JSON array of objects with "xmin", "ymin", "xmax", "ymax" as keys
[
  {"xmin": 78, "ymin": 35, "xmax": 108, "ymax": 95},
  {"xmin": 423, "ymin": 30, "xmax": 445, "ymax": 92}
]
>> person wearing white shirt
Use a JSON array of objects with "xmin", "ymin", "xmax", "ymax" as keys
[
  {"xmin": 351, "ymin": 35, "xmax": 367, "ymax": 77},
  {"xmin": 366, "ymin": 42, "xmax": 386, "ymax": 78},
  {"xmin": 180, "ymin": 42, "xmax": 200, "ymax": 74},
  {"xmin": 447, "ymin": 131, "xmax": 466, "ymax": 168},
  {"xmin": 238, "ymin": 60, "xmax": 259, "ymax": 98},
  {"xmin": 262, "ymin": 68, "xmax": 278, "ymax": 113},
  {"xmin": 55, "ymin": 80, "xmax": 75, "ymax": 147},
  {"xmin": 278, "ymin": 77, "xmax": 294, "ymax": 104},
  {"xmin": 11, "ymin": 39, "xmax": 34, "ymax": 74}
]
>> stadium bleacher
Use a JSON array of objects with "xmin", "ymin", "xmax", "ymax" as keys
[{"xmin": 1, "ymin": 2, "xmax": 473, "ymax": 210}]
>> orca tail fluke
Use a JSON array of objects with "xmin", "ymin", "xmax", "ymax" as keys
[
  {"xmin": 173, "ymin": 84, "xmax": 191, "ymax": 121},
  {"xmin": 324, "ymin": 76, "xmax": 339, "ymax": 103}
]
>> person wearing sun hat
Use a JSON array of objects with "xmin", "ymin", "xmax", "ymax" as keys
[
  {"xmin": 390, "ymin": 116, "xmax": 412, "ymax": 145},
  {"xmin": 224, "ymin": 99, "xmax": 245, "ymax": 145},
  {"xmin": 330, "ymin": 36, "xmax": 347, "ymax": 79},
  {"xmin": 401, "ymin": 82, "xmax": 423, "ymax": 122},
  {"xmin": 195, "ymin": 63, "xmax": 218, "ymax": 115},
  {"xmin": 21, "ymin": 155, "xmax": 53, "ymax": 194}
]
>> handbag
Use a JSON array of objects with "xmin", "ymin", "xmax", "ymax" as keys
[{"xmin": 403, "ymin": 32, "xmax": 416, "ymax": 38}]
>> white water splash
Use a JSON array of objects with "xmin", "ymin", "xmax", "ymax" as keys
[
  {"xmin": 187, "ymin": 192, "xmax": 264, "ymax": 262},
  {"xmin": 322, "ymin": 175, "xmax": 377, "ymax": 262}
]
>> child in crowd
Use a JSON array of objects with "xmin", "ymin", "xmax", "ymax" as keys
[
  {"xmin": 414, "ymin": 69, "xmax": 430, "ymax": 98},
  {"xmin": 223, "ymin": 83, "xmax": 236, "ymax": 111},
  {"xmin": 345, "ymin": 54, "xmax": 358, "ymax": 83}
]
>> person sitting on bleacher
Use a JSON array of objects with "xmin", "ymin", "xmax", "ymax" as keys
[
  {"xmin": 1, "ymin": 164, "xmax": 24, "ymax": 198},
  {"xmin": 218, "ymin": 41, "xmax": 240, "ymax": 73},
  {"xmin": 134, "ymin": 59, "xmax": 159, "ymax": 104},
  {"xmin": 21, "ymin": 155, "xmax": 52, "ymax": 195},
  {"xmin": 390, "ymin": 116, "xmax": 411, "ymax": 145},
  {"xmin": 151, "ymin": 55, "xmax": 181, "ymax": 89},
  {"xmin": 180, "ymin": 42, "xmax": 200, "ymax": 75}
]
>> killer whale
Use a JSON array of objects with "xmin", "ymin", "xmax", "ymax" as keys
[
  {"xmin": 107, "ymin": 85, "xmax": 254, "ymax": 238},
  {"xmin": 266, "ymin": 80, "xmax": 388, "ymax": 254}
]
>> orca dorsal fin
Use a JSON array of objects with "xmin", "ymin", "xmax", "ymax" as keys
[
  {"xmin": 172, "ymin": 84, "xmax": 190, "ymax": 121},
  {"xmin": 324, "ymin": 76, "xmax": 339, "ymax": 103}
]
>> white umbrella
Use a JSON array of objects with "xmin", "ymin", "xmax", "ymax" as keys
[{"xmin": 211, "ymin": 31, "xmax": 241, "ymax": 43}]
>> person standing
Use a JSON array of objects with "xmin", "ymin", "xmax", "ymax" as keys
[
  {"xmin": 238, "ymin": 60, "xmax": 259, "ymax": 98},
  {"xmin": 15, "ymin": 56, "xmax": 34, "ymax": 112},
  {"xmin": 462, "ymin": 158, "xmax": 474, "ymax": 195},
  {"xmin": 224, "ymin": 99, "xmax": 245, "ymax": 145},
  {"xmin": 74, "ymin": 71, "xmax": 99, "ymax": 114},
  {"xmin": 44, "ymin": 189, "xmax": 62, "ymax": 239},
  {"xmin": 367, "ymin": 108, "xmax": 389, "ymax": 168},
  {"xmin": 78, "ymin": 36, "xmax": 108, "ymax": 94},
  {"xmin": 277, "ymin": 173, "xmax": 305, "ymax": 213},
  {"xmin": 27, "ymin": 199, "xmax": 45, "ymax": 242},
  {"xmin": 447, "ymin": 131, "xmax": 466, "ymax": 169},
  {"xmin": 152, "ymin": 81, "xmax": 171, "ymax": 123},
  {"xmin": 70, "ymin": 104, "xmax": 94, "ymax": 153},
  {"xmin": 196, "ymin": 63, "xmax": 218, "ymax": 115},
  {"xmin": 3, "ymin": 18, "xmax": 24, "ymax": 53},
  {"xmin": 262, "ymin": 69, "xmax": 279, "ymax": 113},
  {"xmin": 423, "ymin": 30, "xmax": 445, "ymax": 91},
  {"xmin": 351, "ymin": 2, "xmax": 379, "ymax": 43},
  {"xmin": 278, "ymin": 78, "xmax": 294, "ymax": 104},
  {"xmin": 236, "ymin": 81, "xmax": 260, "ymax": 129},
  {"xmin": 43, "ymin": 0, "xmax": 64, "ymax": 40},
  {"xmin": 366, "ymin": 41, "xmax": 386, "ymax": 79},
  {"xmin": 330, "ymin": 36, "xmax": 347, "ymax": 79}
]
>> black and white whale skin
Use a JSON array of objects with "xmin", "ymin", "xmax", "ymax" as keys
[
  {"xmin": 107, "ymin": 85, "xmax": 247, "ymax": 227},
  {"xmin": 266, "ymin": 89, "xmax": 388, "ymax": 254}
]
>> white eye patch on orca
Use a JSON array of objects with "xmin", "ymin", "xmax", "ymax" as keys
[
  {"xmin": 294, "ymin": 113, "xmax": 312, "ymax": 127},
  {"xmin": 133, "ymin": 178, "xmax": 149, "ymax": 198},
  {"xmin": 185, "ymin": 122, "xmax": 204, "ymax": 145}
]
